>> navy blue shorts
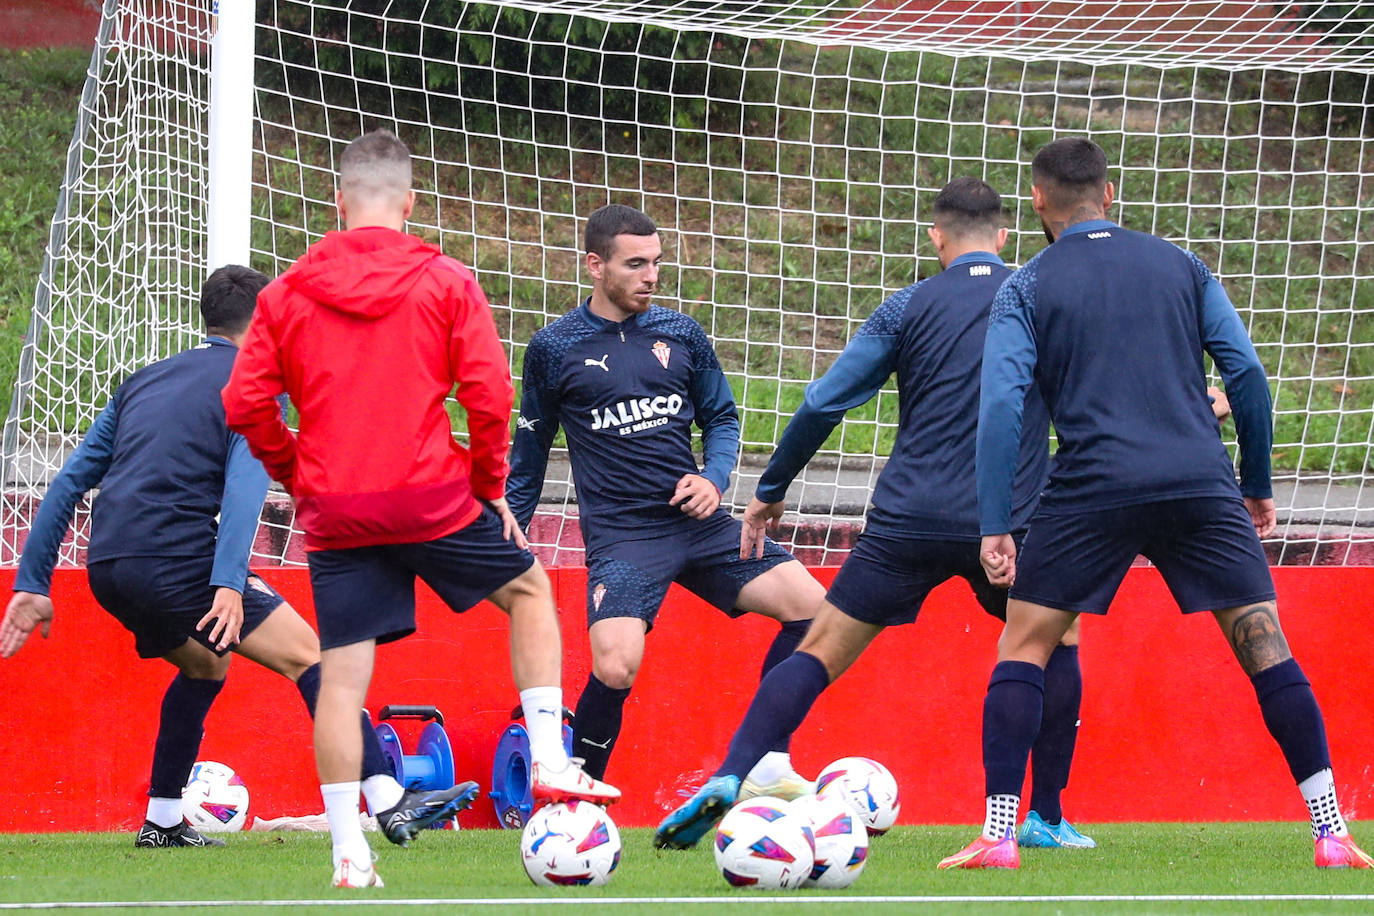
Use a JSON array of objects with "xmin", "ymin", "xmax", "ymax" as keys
[
  {"xmin": 584, "ymin": 510, "xmax": 793, "ymax": 630},
  {"xmin": 826, "ymin": 532, "xmax": 1013, "ymax": 627},
  {"xmin": 1011, "ymin": 496, "xmax": 1276, "ymax": 614},
  {"xmin": 87, "ymin": 556, "xmax": 285, "ymax": 659},
  {"xmin": 307, "ymin": 508, "xmax": 536, "ymax": 650}
]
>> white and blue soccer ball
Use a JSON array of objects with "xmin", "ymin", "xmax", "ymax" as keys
[
  {"xmin": 181, "ymin": 760, "xmax": 249, "ymax": 832},
  {"xmin": 789, "ymin": 792, "xmax": 870, "ymax": 888},
  {"xmin": 520, "ymin": 800, "xmax": 622, "ymax": 887},
  {"xmin": 713, "ymin": 797, "xmax": 815, "ymax": 889},
  {"xmin": 815, "ymin": 756, "xmax": 900, "ymax": 835}
]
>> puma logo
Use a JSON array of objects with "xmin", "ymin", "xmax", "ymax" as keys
[{"xmin": 584, "ymin": 355, "xmax": 610, "ymax": 372}]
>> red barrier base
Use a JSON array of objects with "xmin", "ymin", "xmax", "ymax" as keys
[{"xmin": 1, "ymin": 566, "xmax": 1371, "ymax": 832}]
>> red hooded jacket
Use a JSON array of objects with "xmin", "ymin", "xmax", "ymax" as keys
[{"xmin": 222, "ymin": 226, "xmax": 512, "ymax": 550}]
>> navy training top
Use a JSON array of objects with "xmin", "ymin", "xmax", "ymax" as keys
[
  {"xmin": 755, "ymin": 252, "xmax": 1050, "ymax": 540},
  {"xmin": 977, "ymin": 219, "xmax": 1273, "ymax": 534},
  {"xmin": 507, "ymin": 300, "xmax": 740, "ymax": 554},
  {"xmin": 14, "ymin": 337, "xmax": 271, "ymax": 595}
]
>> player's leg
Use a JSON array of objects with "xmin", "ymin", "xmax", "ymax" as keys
[
  {"xmin": 939, "ymin": 597, "xmax": 1075, "ymax": 869},
  {"xmin": 406, "ymin": 510, "xmax": 618, "ymax": 804},
  {"xmin": 230, "ymin": 583, "xmax": 404, "ymax": 820},
  {"xmin": 658, "ymin": 533, "xmax": 931, "ymax": 849},
  {"xmin": 733, "ymin": 559, "xmax": 838, "ymax": 795},
  {"xmin": 574, "ymin": 615, "xmax": 648, "ymax": 779},
  {"xmin": 967, "ymin": 549, "xmax": 1092, "ymax": 847},
  {"xmin": 1213, "ymin": 599, "xmax": 1371, "ymax": 867},
  {"xmin": 1149, "ymin": 494, "xmax": 1370, "ymax": 867},
  {"xmin": 308, "ymin": 545, "xmax": 424, "ymax": 886},
  {"xmin": 485, "ymin": 561, "xmax": 619, "ymax": 804},
  {"xmin": 136, "ymin": 638, "xmax": 231, "ymax": 847},
  {"xmin": 653, "ymin": 600, "xmax": 880, "ymax": 849},
  {"xmin": 680, "ymin": 517, "xmax": 823, "ymax": 794},
  {"xmin": 84, "ymin": 557, "xmax": 230, "ymax": 848},
  {"xmin": 315, "ymin": 639, "xmax": 382, "ymax": 885},
  {"xmin": 1023, "ymin": 618, "xmax": 1094, "ymax": 847},
  {"xmin": 566, "ymin": 548, "xmax": 676, "ymax": 781},
  {"xmin": 943, "ymin": 507, "xmax": 1140, "ymax": 870}
]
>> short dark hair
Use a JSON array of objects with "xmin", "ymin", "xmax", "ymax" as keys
[
  {"xmin": 200, "ymin": 265, "xmax": 268, "ymax": 336},
  {"xmin": 339, "ymin": 129, "xmax": 412, "ymax": 201},
  {"xmin": 585, "ymin": 204, "xmax": 658, "ymax": 259},
  {"xmin": 932, "ymin": 177, "xmax": 1003, "ymax": 237},
  {"xmin": 1031, "ymin": 138, "xmax": 1109, "ymax": 208}
]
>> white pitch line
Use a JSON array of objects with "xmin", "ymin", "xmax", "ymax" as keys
[{"xmin": 2, "ymin": 896, "xmax": 1374, "ymax": 909}]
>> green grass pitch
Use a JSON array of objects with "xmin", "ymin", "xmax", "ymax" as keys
[{"xmin": 1, "ymin": 823, "xmax": 1372, "ymax": 914}]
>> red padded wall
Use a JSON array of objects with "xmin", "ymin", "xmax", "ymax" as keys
[{"xmin": 1, "ymin": 566, "xmax": 1371, "ymax": 831}]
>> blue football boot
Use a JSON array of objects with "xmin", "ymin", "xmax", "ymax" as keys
[
  {"xmin": 1017, "ymin": 809, "xmax": 1097, "ymax": 848},
  {"xmin": 652, "ymin": 775, "xmax": 740, "ymax": 850}
]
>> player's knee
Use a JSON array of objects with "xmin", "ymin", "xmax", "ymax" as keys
[
  {"xmin": 591, "ymin": 657, "xmax": 638, "ymax": 690},
  {"xmin": 179, "ymin": 651, "xmax": 230, "ymax": 681}
]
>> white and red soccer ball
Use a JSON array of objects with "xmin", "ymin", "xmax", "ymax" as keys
[
  {"xmin": 713, "ymin": 797, "xmax": 815, "ymax": 889},
  {"xmin": 815, "ymin": 756, "xmax": 901, "ymax": 835},
  {"xmin": 789, "ymin": 792, "xmax": 870, "ymax": 888},
  {"xmin": 181, "ymin": 760, "xmax": 249, "ymax": 832},
  {"xmin": 520, "ymin": 800, "xmax": 622, "ymax": 887}
]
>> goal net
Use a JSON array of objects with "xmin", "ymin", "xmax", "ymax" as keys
[{"xmin": 4, "ymin": 0, "xmax": 1373, "ymax": 568}]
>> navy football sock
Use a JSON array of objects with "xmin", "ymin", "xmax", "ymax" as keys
[
  {"xmin": 571, "ymin": 673, "xmax": 631, "ymax": 780},
  {"xmin": 295, "ymin": 662, "xmax": 321, "ymax": 713},
  {"xmin": 983, "ymin": 661, "xmax": 1044, "ymax": 798},
  {"xmin": 149, "ymin": 673, "xmax": 224, "ymax": 799},
  {"xmin": 1252, "ymin": 658, "xmax": 1332, "ymax": 783},
  {"xmin": 761, "ymin": 619, "xmax": 811, "ymax": 678},
  {"xmin": 294, "ymin": 663, "xmax": 391, "ymax": 780},
  {"xmin": 1029, "ymin": 645, "xmax": 1081, "ymax": 823},
  {"xmin": 760, "ymin": 619, "xmax": 811, "ymax": 753},
  {"xmin": 718, "ymin": 651, "xmax": 830, "ymax": 780}
]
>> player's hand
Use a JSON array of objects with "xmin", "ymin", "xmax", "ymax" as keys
[
  {"xmin": 1245, "ymin": 496, "xmax": 1277, "ymax": 539},
  {"xmin": 1208, "ymin": 386, "xmax": 1232, "ymax": 421},
  {"xmin": 670, "ymin": 474, "xmax": 720, "ymax": 520},
  {"xmin": 0, "ymin": 592, "xmax": 54, "ymax": 658},
  {"xmin": 485, "ymin": 497, "xmax": 530, "ymax": 550},
  {"xmin": 197, "ymin": 587, "xmax": 244, "ymax": 651},
  {"xmin": 740, "ymin": 497, "xmax": 785, "ymax": 559},
  {"xmin": 980, "ymin": 533, "xmax": 1017, "ymax": 588}
]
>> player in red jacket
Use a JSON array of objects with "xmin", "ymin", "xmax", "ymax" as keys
[{"xmin": 223, "ymin": 129, "xmax": 618, "ymax": 889}]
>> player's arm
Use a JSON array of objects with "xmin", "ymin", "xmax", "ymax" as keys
[
  {"xmin": 2, "ymin": 400, "xmax": 119, "ymax": 657},
  {"xmin": 1196, "ymin": 269, "xmax": 1275, "ymax": 536},
  {"xmin": 198, "ymin": 433, "xmax": 272, "ymax": 650},
  {"xmin": 449, "ymin": 268, "xmax": 515, "ymax": 508},
  {"xmin": 676, "ymin": 326, "xmax": 741, "ymax": 519},
  {"xmin": 742, "ymin": 304, "xmax": 900, "ymax": 557},
  {"xmin": 977, "ymin": 280, "xmax": 1038, "ymax": 586},
  {"xmin": 506, "ymin": 336, "xmax": 562, "ymax": 536},
  {"xmin": 222, "ymin": 300, "xmax": 298, "ymax": 492}
]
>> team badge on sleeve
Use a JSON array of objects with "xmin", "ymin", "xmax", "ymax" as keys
[{"xmin": 652, "ymin": 341, "xmax": 671, "ymax": 369}]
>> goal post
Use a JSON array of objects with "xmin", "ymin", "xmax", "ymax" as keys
[{"xmin": 4, "ymin": 0, "xmax": 1373, "ymax": 569}]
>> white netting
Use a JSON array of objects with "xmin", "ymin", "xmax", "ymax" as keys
[{"xmin": 4, "ymin": 0, "xmax": 1374, "ymax": 568}]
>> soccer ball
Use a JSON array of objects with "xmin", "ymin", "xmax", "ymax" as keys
[
  {"xmin": 181, "ymin": 760, "xmax": 249, "ymax": 832},
  {"xmin": 520, "ymin": 800, "xmax": 621, "ymax": 887},
  {"xmin": 790, "ymin": 792, "xmax": 869, "ymax": 888},
  {"xmin": 713, "ymin": 797, "xmax": 815, "ymax": 890},
  {"xmin": 815, "ymin": 756, "xmax": 901, "ymax": 835}
]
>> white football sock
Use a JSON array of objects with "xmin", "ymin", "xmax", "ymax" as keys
[
  {"xmin": 521, "ymin": 686, "xmax": 570, "ymax": 770},
  {"xmin": 744, "ymin": 751, "xmax": 793, "ymax": 786},
  {"xmin": 321, "ymin": 781, "xmax": 371, "ymax": 867},
  {"xmin": 361, "ymin": 774, "xmax": 405, "ymax": 815},
  {"xmin": 983, "ymin": 794, "xmax": 1019, "ymax": 842},
  {"xmin": 146, "ymin": 796, "xmax": 184, "ymax": 829},
  {"xmin": 1299, "ymin": 768, "xmax": 1348, "ymax": 838}
]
